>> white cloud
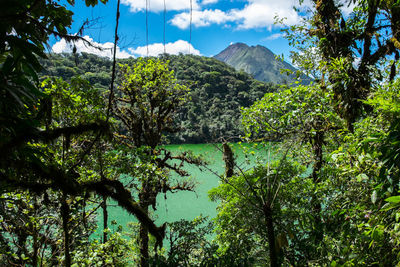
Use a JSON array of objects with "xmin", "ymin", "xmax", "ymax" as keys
[
  {"xmin": 129, "ymin": 40, "xmax": 200, "ymax": 56},
  {"xmin": 122, "ymin": 0, "xmax": 350, "ymax": 32},
  {"xmin": 230, "ymin": 0, "xmax": 302, "ymax": 30},
  {"xmin": 52, "ymin": 37, "xmax": 200, "ymax": 58},
  {"xmin": 170, "ymin": 0, "xmax": 307, "ymax": 30},
  {"xmin": 121, "ymin": 0, "xmax": 200, "ymax": 12},
  {"xmin": 171, "ymin": 9, "xmax": 233, "ymax": 29},
  {"xmin": 263, "ymin": 33, "xmax": 285, "ymax": 41},
  {"xmin": 52, "ymin": 36, "xmax": 134, "ymax": 59}
]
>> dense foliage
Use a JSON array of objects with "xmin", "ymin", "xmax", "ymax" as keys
[
  {"xmin": 40, "ymin": 52, "xmax": 277, "ymax": 143},
  {"xmin": 2, "ymin": 0, "xmax": 400, "ymax": 266},
  {"xmin": 209, "ymin": 0, "xmax": 400, "ymax": 266},
  {"xmin": 1, "ymin": 1, "xmax": 178, "ymax": 266}
]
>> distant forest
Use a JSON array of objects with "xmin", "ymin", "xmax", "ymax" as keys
[{"xmin": 40, "ymin": 53, "xmax": 277, "ymax": 143}]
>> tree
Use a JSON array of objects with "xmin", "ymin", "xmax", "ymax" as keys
[
  {"xmin": 210, "ymin": 143, "xmax": 310, "ymax": 266},
  {"xmin": 225, "ymin": 1, "xmax": 400, "ymax": 265},
  {"xmin": 1, "ymin": 1, "xmax": 167, "ymax": 265},
  {"xmin": 1, "ymin": 2, "xmax": 108, "ymax": 264},
  {"xmin": 287, "ymin": 0, "xmax": 400, "ymax": 130},
  {"xmin": 234, "ymin": 0, "xmax": 400, "ymax": 264},
  {"xmin": 113, "ymin": 58, "xmax": 202, "ymax": 267},
  {"xmin": 242, "ymin": 83, "xmax": 344, "ymax": 252},
  {"xmin": 290, "ymin": 0, "xmax": 400, "ymax": 264}
]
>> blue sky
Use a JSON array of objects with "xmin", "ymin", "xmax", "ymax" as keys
[{"xmin": 51, "ymin": 0, "xmax": 350, "ymax": 61}]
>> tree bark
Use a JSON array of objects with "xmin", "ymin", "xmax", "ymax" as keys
[
  {"xmin": 61, "ymin": 196, "xmax": 71, "ymax": 267},
  {"xmin": 311, "ymin": 129, "xmax": 324, "ymax": 242},
  {"xmin": 33, "ymin": 231, "xmax": 38, "ymax": 267},
  {"xmin": 223, "ymin": 142, "xmax": 235, "ymax": 178},
  {"xmin": 102, "ymin": 196, "xmax": 108, "ymax": 243},
  {"xmin": 32, "ymin": 197, "xmax": 39, "ymax": 267},
  {"xmin": 263, "ymin": 205, "xmax": 279, "ymax": 267},
  {"xmin": 139, "ymin": 203, "xmax": 149, "ymax": 267}
]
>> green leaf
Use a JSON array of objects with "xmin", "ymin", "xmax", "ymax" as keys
[
  {"xmin": 371, "ymin": 226, "xmax": 384, "ymax": 241},
  {"xmin": 385, "ymin": 196, "xmax": 400, "ymax": 203},
  {"xmin": 356, "ymin": 173, "xmax": 368, "ymax": 182}
]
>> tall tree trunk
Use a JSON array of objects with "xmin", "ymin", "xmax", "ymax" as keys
[
  {"xmin": 311, "ymin": 128, "xmax": 324, "ymax": 242},
  {"xmin": 138, "ymin": 181, "xmax": 150, "ymax": 267},
  {"xmin": 102, "ymin": 196, "xmax": 108, "ymax": 243},
  {"xmin": 32, "ymin": 197, "xmax": 38, "ymax": 267},
  {"xmin": 222, "ymin": 142, "xmax": 235, "ymax": 178},
  {"xmin": 263, "ymin": 205, "xmax": 279, "ymax": 267},
  {"xmin": 33, "ymin": 231, "xmax": 38, "ymax": 267},
  {"xmin": 61, "ymin": 196, "xmax": 71, "ymax": 267},
  {"xmin": 139, "ymin": 203, "xmax": 149, "ymax": 267}
]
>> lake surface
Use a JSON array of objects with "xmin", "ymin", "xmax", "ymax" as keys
[{"xmin": 97, "ymin": 143, "xmax": 270, "ymax": 234}]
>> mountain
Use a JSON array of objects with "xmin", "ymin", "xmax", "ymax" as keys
[
  {"xmin": 40, "ymin": 53, "xmax": 277, "ymax": 143},
  {"xmin": 214, "ymin": 43, "xmax": 310, "ymax": 84}
]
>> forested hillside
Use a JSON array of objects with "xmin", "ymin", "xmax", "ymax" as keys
[{"xmin": 40, "ymin": 53, "xmax": 277, "ymax": 143}]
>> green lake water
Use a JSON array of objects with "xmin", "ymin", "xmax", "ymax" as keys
[{"xmin": 96, "ymin": 143, "xmax": 270, "ymax": 235}]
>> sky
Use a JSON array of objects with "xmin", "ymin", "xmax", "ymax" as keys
[{"xmin": 50, "ymin": 0, "xmax": 354, "ymax": 62}]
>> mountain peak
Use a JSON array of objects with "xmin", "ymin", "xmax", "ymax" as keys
[
  {"xmin": 214, "ymin": 42, "xmax": 249, "ymax": 62},
  {"xmin": 214, "ymin": 43, "xmax": 310, "ymax": 84},
  {"xmin": 231, "ymin": 42, "xmax": 248, "ymax": 48}
]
